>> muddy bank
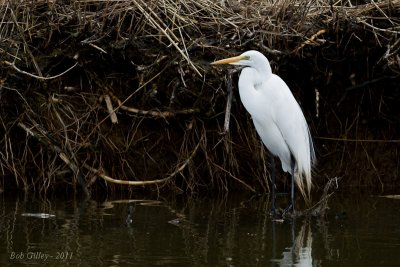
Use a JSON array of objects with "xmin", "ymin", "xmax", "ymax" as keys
[{"xmin": 0, "ymin": 0, "xmax": 399, "ymax": 194}]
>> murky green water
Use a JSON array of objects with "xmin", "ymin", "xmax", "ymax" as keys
[{"xmin": 0, "ymin": 192, "xmax": 399, "ymax": 266}]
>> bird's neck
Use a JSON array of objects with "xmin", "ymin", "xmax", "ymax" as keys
[
  {"xmin": 252, "ymin": 65, "xmax": 272, "ymax": 87},
  {"xmin": 254, "ymin": 61, "xmax": 272, "ymax": 84}
]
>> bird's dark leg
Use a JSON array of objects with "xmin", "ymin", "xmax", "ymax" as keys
[
  {"xmin": 284, "ymin": 155, "xmax": 296, "ymax": 215},
  {"xmin": 270, "ymin": 156, "xmax": 276, "ymax": 216},
  {"xmin": 290, "ymin": 169, "xmax": 295, "ymax": 212},
  {"xmin": 290, "ymin": 155, "xmax": 295, "ymax": 212}
]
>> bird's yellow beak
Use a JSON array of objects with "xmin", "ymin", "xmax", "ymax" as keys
[{"xmin": 211, "ymin": 55, "xmax": 245, "ymax": 65}]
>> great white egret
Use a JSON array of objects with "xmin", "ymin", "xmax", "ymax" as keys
[{"xmin": 211, "ymin": 50, "xmax": 315, "ymax": 214}]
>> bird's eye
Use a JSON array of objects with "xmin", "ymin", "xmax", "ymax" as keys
[{"xmin": 242, "ymin": 55, "xmax": 250, "ymax": 60}]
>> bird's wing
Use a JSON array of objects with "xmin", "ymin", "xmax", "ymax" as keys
[
  {"xmin": 265, "ymin": 75, "xmax": 314, "ymax": 176},
  {"xmin": 262, "ymin": 74, "xmax": 314, "ymax": 199}
]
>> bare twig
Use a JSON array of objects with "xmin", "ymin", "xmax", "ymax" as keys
[
  {"xmin": 305, "ymin": 177, "xmax": 341, "ymax": 218},
  {"xmin": 108, "ymin": 91, "xmax": 199, "ymax": 118},
  {"xmin": 292, "ymin": 29, "xmax": 327, "ymax": 53},
  {"xmin": 4, "ymin": 61, "xmax": 78, "ymax": 80},
  {"xmin": 222, "ymin": 69, "xmax": 235, "ymax": 134}
]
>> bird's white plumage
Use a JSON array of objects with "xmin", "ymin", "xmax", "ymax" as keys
[{"xmin": 212, "ymin": 50, "xmax": 315, "ymax": 201}]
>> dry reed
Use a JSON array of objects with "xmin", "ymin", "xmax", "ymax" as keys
[{"xmin": 0, "ymin": 0, "xmax": 399, "ymax": 195}]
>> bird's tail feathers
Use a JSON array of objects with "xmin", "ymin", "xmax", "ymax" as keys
[
  {"xmin": 295, "ymin": 128, "xmax": 315, "ymax": 206},
  {"xmin": 294, "ymin": 170, "xmax": 312, "ymax": 206}
]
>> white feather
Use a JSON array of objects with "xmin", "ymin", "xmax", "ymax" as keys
[{"xmin": 236, "ymin": 50, "xmax": 315, "ymax": 201}]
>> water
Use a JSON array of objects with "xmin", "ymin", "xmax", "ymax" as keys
[{"xmin": 0, "ymin": 192, "xmax": 399, "ymax": 266}]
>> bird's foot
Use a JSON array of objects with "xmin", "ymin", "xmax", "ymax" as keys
[
  {"xmin": 281, "ymin": 204, "xmax": 301, "ymax": 218},
  {"xmin": 270, "ymin": 204, "xmax": 301, "ymax": 221},
  {"xmin": 282, "ymin": 203, "xmax": 293, "ymax": 214}
]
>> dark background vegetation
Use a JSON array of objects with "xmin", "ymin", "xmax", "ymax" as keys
[{"xmin": 0, "ymin": 0, "xmax": 399, "ymax": 195}]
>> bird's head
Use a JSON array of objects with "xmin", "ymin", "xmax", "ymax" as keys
[{"xmin": 211, "ymin": 50, "xmax": 271, "ymax": 74}]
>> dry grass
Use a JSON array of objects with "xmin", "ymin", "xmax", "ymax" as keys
[{"xmin": 0, "ymin": 0, "xmax": 399, "ymax": 194}]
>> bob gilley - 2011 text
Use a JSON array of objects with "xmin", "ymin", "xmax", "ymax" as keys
[{"xmin": 10, "ymin": 251, "xmax": 73, "ymax": 261}]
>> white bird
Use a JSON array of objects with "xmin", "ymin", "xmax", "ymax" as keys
[{"xmin": 211, "ymin": 50, "xmax": 315, "ymax": 213}]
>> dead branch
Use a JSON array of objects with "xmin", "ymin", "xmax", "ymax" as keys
[
  {"xmin": 292, "ymin": 29, "xmax": 327, "ymax": 54},
  {"xmin": 3, "ymin": 61, "xmax": 78, "ymax": 81},
  {"xmin": 108, "ymin": 91, "xmax": 200, "ymax": 118},
  {"xmin": 222, "ymin": 69, "xmax": 236, "ymax": 134},
  {"xmin": 83, "ymin": 141, "xmax": 201, "ymax": 186}
]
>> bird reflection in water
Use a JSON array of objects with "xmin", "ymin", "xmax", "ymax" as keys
[{"xmin": 271, "ymin": 219, "xmax": 313, "ymax": 267}]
